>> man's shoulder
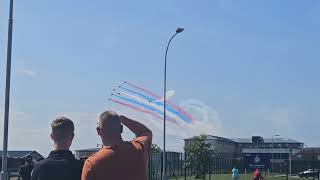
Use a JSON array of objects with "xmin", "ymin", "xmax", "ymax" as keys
[
  {"xmin": 86, "ymin": 148, "xmax": 115, "ymax": 164},
  {"xmin": 34, "ymin": 158, "xmax": 49, "ymax": 167},
  {"xmin": 35, "ymin": 155, "xmax": 80, "ymax": 168},
  {"xmin": 32, "ymin": 157, "xmax": 54, "ymax": 172}
]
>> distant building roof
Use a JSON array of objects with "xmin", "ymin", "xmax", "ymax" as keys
[
  {"xmin": 230, "ymin": 138, "xmax": 303, "ymax": 144},
  {"xmin": 0, "ymin": 151, "xmax": 43, "ymax": 159},
  {"xmin": 184, "ymin": 135, "xmax": 237, "ymax": 143},
  {"xmin": 184, "ymin": 135, "xmax": 302, "ymax": 144}
]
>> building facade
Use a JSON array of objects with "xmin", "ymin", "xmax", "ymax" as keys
[
  {"xmin": 75, "ymin": 148, "xmax": 101, "ymax": 159},
  {"xmin": 184, "ymin": 135, "xmax": 240, "ymax": 158},
  {"xmin": 0, "ymin": 151, "xmax": 43, "ymax": 172},
  {"xmin": 231, "ymin": 136, "xmax": 304, "ymax": 170},
  {"xmin": 184, "ymin": 135, "xmax": 304, "ymax": 170},
  {"xmin": 292, "ymin": 147, "xmax": 320, "ymax": 161}
]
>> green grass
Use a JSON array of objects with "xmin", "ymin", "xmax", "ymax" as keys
[{"xmin": 168, "ymin": 174, "xmax": 311, "ymax": 180}]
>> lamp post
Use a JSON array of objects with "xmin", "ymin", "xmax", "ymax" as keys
[
  {"xmin": 312, "ymin": 148, "xmax": 315, "ymax": 180},
  {"xmin": 1, "ymin": 0, "xmax": 14, "ymax": 180},
  {"xmin": 289, "ymin": 148, "xmax": 292, "ymax": 177},
  {"xmin": 272, "ymin": 134, "xmax": 280, "ymax": 177},
  {"xmin": 279, "ymin": 143, "xmax": 282, "ymax": 174},
  {"xmin": 162, "ymin": 28, "xmax": 184, "ymax": 180}
]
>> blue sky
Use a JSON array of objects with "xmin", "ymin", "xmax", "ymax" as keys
[{"xmin": 0, "ymin": 0, "xmax": 319, "ymax": 154}]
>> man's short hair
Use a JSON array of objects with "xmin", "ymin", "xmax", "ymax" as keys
[
  {"xmin": 51, "ymin": 116, "xmax": 74, "ymax": 142},
  {"xmin": 98, "ymin": 111, "xmax": 121, "ymax": 134}
]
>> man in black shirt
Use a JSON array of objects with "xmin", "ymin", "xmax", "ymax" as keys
[
  {"xmin": 19, "ymin": 155, "xmax": 34, "ymax": 180},
  {"xmin": 31, "ymin": 117, "xmax": 82, "ymax": 180}
]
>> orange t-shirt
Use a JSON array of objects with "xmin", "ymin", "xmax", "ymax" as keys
[{"xmin": 81, "ymin": 132, "xmax": 152, "ymax": 180}]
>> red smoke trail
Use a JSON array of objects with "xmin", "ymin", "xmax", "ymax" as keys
[{"xmin": 126, "ymin": 82, "xmax": 161, "ymax": 99}]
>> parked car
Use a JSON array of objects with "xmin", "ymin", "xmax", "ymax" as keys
[{"xmin": 298, "ymin": 169, "xmax": 320, "ymax": 178}]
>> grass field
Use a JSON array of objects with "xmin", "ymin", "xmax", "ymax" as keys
[{"xmin": 168, "ymin": 174, "xmax": 312, "ymax": 180}]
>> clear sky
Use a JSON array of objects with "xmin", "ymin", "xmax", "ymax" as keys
[{"xmin": 0, "ymin": 0, "xmax": 319, "ymax": 155}]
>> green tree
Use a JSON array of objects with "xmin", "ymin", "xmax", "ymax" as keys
[
  {"xmin": 184, "ymin": 135, "xmax": 214, "ymax": 179},
  {"xmin": 151, "ymin": 144, "xmax": 161, "ymax": 153}
]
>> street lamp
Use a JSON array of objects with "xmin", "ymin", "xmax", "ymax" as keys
[
  {"xmin": 162, "ymin": 28, "xmax": 184, "ymax": 180},
  {"xmin": 272, "ymin": 134, "xmax": 280, "ymax": 177},
  {"xmin": 1, "ymin": 0, "xmax": 14, "ymax": 180},
  {"xmin": 279, "ymin": 143, "xmax": 282, "ymax": 174}
]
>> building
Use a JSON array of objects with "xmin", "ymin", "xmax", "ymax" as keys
[
  {"xmin": 289, "ymin": 147, "xmax": 320, "ymax": 173},
  {"xmin": 0, "ymin": 151, "xmax": 43, "ymax": 160},
  {"xmin": 292, "ymin": 147, "xmax": 320, "ymax": 161},
  {"xmin": 231, "ymin": 136, "xmax": 304, "ymax": 170},
  {"xmin": 184, "ymin": 135, "xmax": 304, "ymax": 170},
  {"xmin": 184, "ymin": 135, "xmax": 239, "ymax": 158},
  {"xmin": 75, "ymin": 148, "xmax": 101, "ymax": 159},
  {"xmin": 0, "ymin": 151, "xmax": 43, "ymax": 171}
]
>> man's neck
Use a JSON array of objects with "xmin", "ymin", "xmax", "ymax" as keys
[
  {"xmin": 53, "ymin": 143, "xmax": 70, "ymax": 151},
  {"xmin": 102, "ymin": 136, "xmax": 124, "ymax": 147}
]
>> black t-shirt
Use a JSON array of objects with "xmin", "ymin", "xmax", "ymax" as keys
[
  {"xmin": 31, "ymin": 150, "xmax": 83, "ymax": 180},
  {"xmin": 19, "ymin": 163, "xmax": 34, "ymax": 180}
]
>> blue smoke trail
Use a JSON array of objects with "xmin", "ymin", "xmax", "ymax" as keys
[{"xmin": 120, "ymin": 86, "xmax": 190, "ymax": 123}]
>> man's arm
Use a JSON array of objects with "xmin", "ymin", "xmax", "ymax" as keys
[
  {"xmin": 120, "ymin": 115, "xmax": 152, "ymax": 136},
  {"xmin": 120, "ymin": 115, "xmax": 153, "ymax": 146},
  {"xmin": 81, "ymin": 160, "xmax": 96, "ymax": 180}
]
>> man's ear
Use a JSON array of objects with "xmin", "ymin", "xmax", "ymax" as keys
[
  {"xmin": 96, "ymin": 127, "xmax": 101, "ymax": 136},
  {"xmin": 120, "ymin": 124, "xmax": 123, "ymax": 134},
  {"xmin": 50, "ymin": 133, "xmax": 54, "ymax": 141}
]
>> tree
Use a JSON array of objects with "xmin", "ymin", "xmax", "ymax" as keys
[
  {"xmin": 184, "ymin": 135, "xmax": 214, "ymax": 179},
  {"xmin": 151, "ymin": 144, "xmax": 161, "ymax": 153}
]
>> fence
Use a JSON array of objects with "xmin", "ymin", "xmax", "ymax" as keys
[
  {"xmin": 149, "ymin": 152, "xmax": 240, "ymax": 180},
  {"xmin": 149, "ymin": 152, "xmax": 320, "ymax": 180},
  {"xmin": 8, "ymin": 152, "xmax": 320, "ymax": 180}
]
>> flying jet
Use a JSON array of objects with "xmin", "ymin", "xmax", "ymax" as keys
[{"xmin": 149, "ymin": 90, "xmax": 175, "ymax": 103}]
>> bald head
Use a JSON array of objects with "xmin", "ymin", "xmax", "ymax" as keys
[{"xmin": 97, "ymin": 111, "xmax": 123, "ymax": 136}]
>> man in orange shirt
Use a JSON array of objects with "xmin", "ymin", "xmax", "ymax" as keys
[{"xmin": 81, "ymin": 110, "xmax": 152, "ymax": 180}]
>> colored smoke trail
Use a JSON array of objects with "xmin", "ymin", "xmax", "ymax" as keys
[
  {"xmin": 125, "ymin": 82, "xmax": 194, "ymax": 122},
  {"xmin": 118, "ymin": 91, "xmax": 189, "ymax": 123},
  {"xmin": 126, "ymin": 82, "xmax": 161, "ymax": 99},
  {"xmin": 113, "ymin": 95, "xmax": 178, "ymax": 124},
  {"xmin": 119, "ymin": 86, "xmax": 155, "ymax": 102},
  {"xmin": 111, "ymin": 99, "xmax": 163, "ymax": 121},
  {"xmin": 118, "ymin": 87, "xmax": 190, "ymax": 123}
]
